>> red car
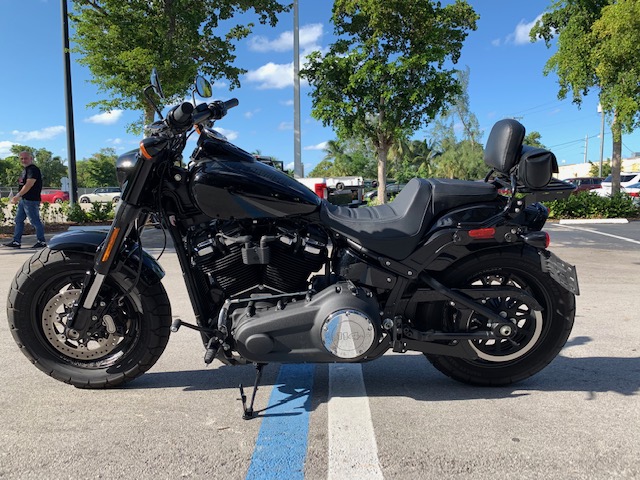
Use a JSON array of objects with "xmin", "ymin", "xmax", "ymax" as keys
[{"xmin": 40, "ymin": 188, "xmax": 70, "ymax": 203}]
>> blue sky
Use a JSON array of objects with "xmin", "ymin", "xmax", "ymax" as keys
[{"xmin": 1, "ymin": 0, "xmax": 638, "ymax": 177}]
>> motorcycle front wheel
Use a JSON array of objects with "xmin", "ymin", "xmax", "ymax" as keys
[
  {"xmin": 7, "ymin": 248, "xmax": 171, "ymax": 388},
  {"xmin": 419, "ymin": 246, "xmax": 575, "ymax": 386}
]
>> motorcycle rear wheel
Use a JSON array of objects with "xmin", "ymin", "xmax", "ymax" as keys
[
  {"xmin": 7, "ymin": 248, "xmax": 171, "ymax": 388},
  {"xmin": 421, "ymin": 247, "xmax": 575, "ymax": 386}
]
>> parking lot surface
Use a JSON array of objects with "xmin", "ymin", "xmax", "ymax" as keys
[{"xmin": 0, "ymin": 222, "xmax": 638, "ymax": 479}]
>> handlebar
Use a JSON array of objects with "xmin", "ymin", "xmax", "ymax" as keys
[
  {"xmin": 168, "ymin": 102, "xmax": 195, "ymax": 128},
  {"xmin": 223, "ymin": 98, "xmax": 239, "ymax": 110},
  {"xmin": 149, "ymin": 97, "xmax": 239, "ymax": 138}
]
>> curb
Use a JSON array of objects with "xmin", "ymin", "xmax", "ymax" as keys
[{"xmin": 558, "ymin": 218, "xmax": 629, "ymax": 225}]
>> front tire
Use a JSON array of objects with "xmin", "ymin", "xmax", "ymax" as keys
[
  {"xmin": 79, "ymin": 197, "xmax": 90, "ymax": 203},
  {"xmin": 7, "ymin": 248, "xmax": 171, "ymax": 388},
  {"xmin": 420, "ymin": 247, "xmax": 575, "ymax": 386}
]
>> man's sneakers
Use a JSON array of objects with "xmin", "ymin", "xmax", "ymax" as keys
[{"xmin": 2, "ymin": 240, "xmax": 46, "ymax": 249}]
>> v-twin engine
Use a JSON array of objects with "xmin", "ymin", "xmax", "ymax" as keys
[{"xmin": 231, "ymin": 282, "xmax": 382, "ymax": 363}]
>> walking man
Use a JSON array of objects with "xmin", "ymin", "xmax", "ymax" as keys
[{"xmin": 3, "ymin": 151, "xmax": 47, "ymax": 249}]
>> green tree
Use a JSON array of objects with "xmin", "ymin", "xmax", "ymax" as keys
[
  {"xmin": 589, "ymin": 159, "xmax": 611, "ymax": 177},
  {"xmin": 531, "ymin": 0, "xmax": 640, "ymax": 194},
  {"xmin": 524, "ymin": 131, "xmax": 546, "ymax": 149},
  {"xmin": 76, "ymin": 148, "xmax": 119, "ymax": 188},
  {"xmin": 0, "ymin": 157, "xmax": 22, "ymax": 189},
  {"xmin": 428, "ymin": 68, "xmax": 484, "ymax": 180},
  {"xmin": 389, "ymin": 138, "xmax": 438, "ymax": 182},
  {"xmin": 301, "ymin": 0, "xmax": 478, "ymax": 203},
  {"xmin": 70, "ymin": 0, "xmax": 288, "ymax": 131},
  {"xmin": 308, "ymin": 138, "xmax": 377, "ymax": 178}
]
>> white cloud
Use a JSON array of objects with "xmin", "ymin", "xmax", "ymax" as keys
[
  {"xmin": 84, "ymin": 109, "xmax": 124, "ymax": 125},
  {"xmin": 304, "ymin": 141, "xmax": 328, "ymax": 151},
  {"xmin": 278, "ymin": 121, "xmax": 293, "ymax": 131},
  {"xmin": 12, "ymin": 126, "xmax": 66, "ymax": 141},
  {"xmin": 107, "ymin": 138, "xmax": 123, "ymax": 145},
  {"xmin": 497, "ymin": 14, "xmax": 543, "ymax": 46},
  {"xmin": 244, "ymin": 109, "xmax": 261, "ymax": 119},
  {"xmin": 245, "ymin": 24, "xmax": 324, "ymax": 90},
  {"xmin": 0, "ymin": 140, "xmax": 17, "ymax": 158},
  {"xmin": 281, "ymin": 99, "xmax": 294, "ymax": 107},
  {"xmin": 246, "ymin": 62, "xmax": 295, "ymax": 89},
  {"xmin": 249, "ymin": 23, "xmax": 323, "ymax": 53}
]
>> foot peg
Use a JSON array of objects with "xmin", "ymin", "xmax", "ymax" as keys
[
  {"xmin": 239, "ymin": 363, "xmax": 266, "ymax": 420},
  {"xmin": 170, "ymin": 318, "xmax": 182, "ymax": 332},
  {"xmin": 204, "ymin": 337, "xmax": 220, "ymax": 365}
]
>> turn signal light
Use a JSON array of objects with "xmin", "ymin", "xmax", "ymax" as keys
[{"xmin": 523, "ymin": 231, "xmax": 550, "ymax": 249}]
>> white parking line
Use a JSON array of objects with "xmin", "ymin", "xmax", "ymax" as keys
[
  {"xmin": 328, "ymin": 363, "xmax": 383, "ymax": 480},
  {"xmin": 555, "ymin": 224, "xmax": 640, "ymax": 245}
]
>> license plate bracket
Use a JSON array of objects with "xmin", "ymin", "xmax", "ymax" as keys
[{"xmin": 540, "ymin": 250, "xmax": 580, "ymax": 295}]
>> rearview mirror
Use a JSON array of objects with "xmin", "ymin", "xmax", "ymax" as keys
[
  {"xmin": 195, "ymin": 76, "xmax": 212, "ymax": 98},
  {"xmin": 150, "ymin": 68, "xmax": 165, "ymax": 100}
]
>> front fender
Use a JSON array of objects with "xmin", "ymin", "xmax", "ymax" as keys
[{"xmin": 48, "ymin": 229, "xmax": 165, "ymax": 285}]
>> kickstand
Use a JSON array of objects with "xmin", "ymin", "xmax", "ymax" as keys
[{"xmin": 239, "ymin": 363, "xmax": 266, "ymax": 420}]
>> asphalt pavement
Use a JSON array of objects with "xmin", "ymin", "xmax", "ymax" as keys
[{"xmin": 0, "ymin": 222, "xmax": 638, "ymax": 479}]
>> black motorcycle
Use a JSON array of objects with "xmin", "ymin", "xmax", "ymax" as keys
[{"xmin": 7, "ymin": 71, "xmax": 579, "ymax": 418}]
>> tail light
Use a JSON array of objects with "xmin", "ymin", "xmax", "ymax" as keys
[
  {"xmin": 314, "ymin": 183, "xmax": 328, "ymax": 199},
  {"xmin": 628, "ymin": 192, "xmax": 639, "ymax": 197},
  {"xmin": 468, "ymin": 227, "xmax": 496, "ymax": 239}
]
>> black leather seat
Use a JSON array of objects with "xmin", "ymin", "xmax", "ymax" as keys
[{"xmin": 320, "ymin": 178, "xmax": 497, "ymax": 260}]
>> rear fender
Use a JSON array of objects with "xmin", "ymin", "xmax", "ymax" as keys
[{"xmin": 48, "ymin": 229, "xmax": 165, "ymax": 285}]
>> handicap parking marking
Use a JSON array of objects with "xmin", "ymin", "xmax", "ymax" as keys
[
  {"xmin": 246, "ymin": 364, "xmax": 315, "ymax": 480},
  {"xmin": 245, "ymin": 362, "xmax": 383, "ymax": 480}
]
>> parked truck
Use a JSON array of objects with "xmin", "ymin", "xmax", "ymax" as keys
[{"xmin": 295, "ymin": 176, "xmax": 365, "ymax": 207}]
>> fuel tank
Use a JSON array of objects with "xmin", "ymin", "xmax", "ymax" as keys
[{"xmin": 190, "ymin": 133, "xmax": 321, "ymax": 220}]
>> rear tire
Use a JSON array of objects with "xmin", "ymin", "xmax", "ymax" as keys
[
  {"xmin": 7, "ymin": 248, "xmax": 171, "ymax": 388},
  {"xmin": 420, "ymin": 247, "xmax": 575, "ymax": 386}
]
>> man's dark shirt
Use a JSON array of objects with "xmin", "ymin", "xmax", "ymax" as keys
[{"xmin": 18, "ymin": 164, "xmax": 43, "ymax": 201}]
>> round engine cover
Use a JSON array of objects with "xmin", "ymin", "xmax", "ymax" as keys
[{"xmin": 321, "ymin": 309, "xmax": 376, "ymax": 359}]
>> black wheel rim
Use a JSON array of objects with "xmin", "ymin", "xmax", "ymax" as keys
[
  {"xmin": 34, "ymin": 269, "xmax": 143, "ymax": 369},
  {"xmin": 452, "ymin": 269, "xmax": 549, "ymax": 365}
]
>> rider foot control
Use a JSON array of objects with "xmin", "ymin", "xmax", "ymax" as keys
[
  {"xmin": 170, "ymin": 318, "xmax": 182, "ymax": 332},
  {"xmin": 204, "ymin": 337, "xmax": 220, "ymax": 365}
]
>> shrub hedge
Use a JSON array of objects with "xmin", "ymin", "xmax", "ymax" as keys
[{"xmin": 543, "ymin": 191, "xmax": 640, "ymax": 219}]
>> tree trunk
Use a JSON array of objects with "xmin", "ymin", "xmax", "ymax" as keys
[
  {"xmin": 611, "ymin": 112, "xmax": 622, "ymax": 195},
  {"xmin": 144, "ymin": 104, "xmax": 157, "ymax": 137},
  {"xmin": 377, "ymin": 142, "xmax": 389, "ymax": 204}
]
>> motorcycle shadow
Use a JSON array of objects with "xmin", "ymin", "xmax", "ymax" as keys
[{"xmin": 129, "ymin": 336, "xmax": 639, "ymax": 411}]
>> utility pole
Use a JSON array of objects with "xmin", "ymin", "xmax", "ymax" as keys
[
  {"xmin": 583, "ymin": 135, "xmax": 589, "ymax": 164},
  {"xmin": 293, "ymin": 0, "xmax": 303, "ymax": 178},
  {"xmin": 61, "ymin": 0, "xmax": 78, "ymax": 205},
  {"xmin": 598, "ymin": 103, "xmax": 605, "ymax": 177}
]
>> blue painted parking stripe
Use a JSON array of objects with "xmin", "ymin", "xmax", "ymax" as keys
[{"xmin": 245, "ymin": 364, "xmax": 315, "ymax": 480}]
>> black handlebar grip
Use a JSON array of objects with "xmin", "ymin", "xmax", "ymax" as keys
[
  {"xmin": 170, "ymin": 102, "xmax": 195, "ymax": 126},
  {"xmin": 224, "ymin": 98, "xmax": 239, "ymax": 110}
]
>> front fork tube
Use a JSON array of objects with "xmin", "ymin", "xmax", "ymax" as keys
[
  {"xmin": 65, "ymin": 154, "xmax": 158, "ymax": 339},
  {"xmin": 65, "ymin": 201, "xmax": 142, "ymax": 340}
]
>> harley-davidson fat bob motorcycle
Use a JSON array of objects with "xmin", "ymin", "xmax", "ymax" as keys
[{"xmin": 7, "ymin": 72, "xmax": 579, "ymax": 418}]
